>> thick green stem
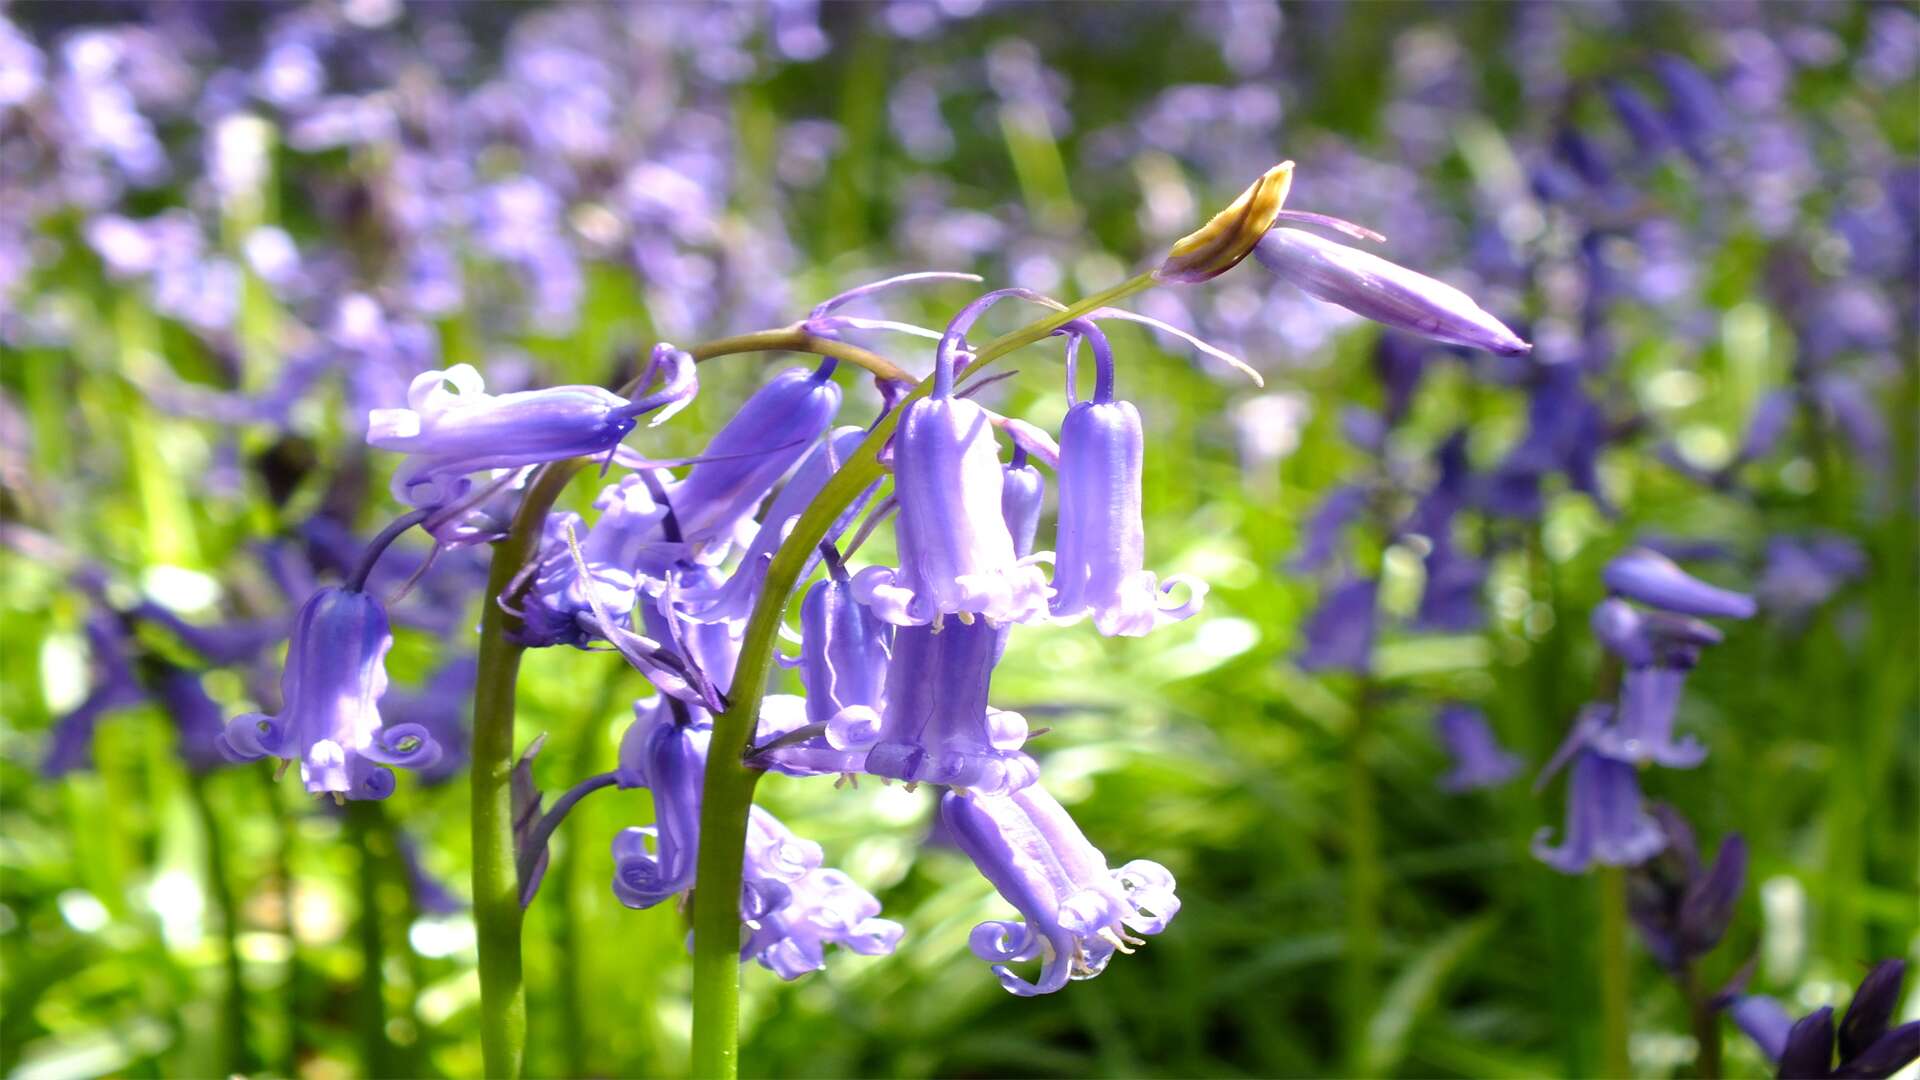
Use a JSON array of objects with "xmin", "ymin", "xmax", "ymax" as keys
[
  {"xmin": 687, "ymin": 272, "xmax": 1158, "ymax": 1078},
  {"xmin": 347, "ymin": 801, "xmax": 396, "ymax": 1078},
  {"xmin": 186, "ymin": 773, "xmax": 252, "ymax": 1076},
  {"xmin": 1342, "ymin": 681, "xmax": 1381, "ymax": 1075},
  {"xmin": 1598, "ymin": 865, "xmax": 1633, "ymax": 1078}
]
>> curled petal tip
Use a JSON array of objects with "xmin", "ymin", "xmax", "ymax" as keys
[{"xmin": 1155, "ymin": 161, "xmax": 1294, "ymax": 284}]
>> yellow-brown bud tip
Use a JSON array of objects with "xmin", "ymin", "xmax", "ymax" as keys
[{"xmin": 1154, "ymin": 161, "xmax": 1294, "ymax": 284}]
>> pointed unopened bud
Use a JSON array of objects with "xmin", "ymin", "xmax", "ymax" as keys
[{"xmin": 1155, "ymin": 161, "xmax": 1294, "ymax": 284}]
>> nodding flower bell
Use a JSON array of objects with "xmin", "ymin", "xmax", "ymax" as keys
[
  {"xmin": 852, "ymin": 290, "xmax": 1053, "ymax": 627},
  {"xmin": 1254, "ymin": 227, "xmax": 1531, "ymax": 357},
  {"xmin": 366, "ymin": 350, "xmax": 693, "ymax": 507},
  {"xmin": 217, "ymin": 586, "xmax": 441, "ymax": 800},
  {"xmin": 941, "ymin": 785, "xmax": 1180, "ymax": 996},
  {"xmin": 1049, "ymin": 320, "xmax": 1205, "ymax": 637},
  {"xmin": 611, "ymin": 700, "xmax": 707, "ymax": 909},
  {"xmin": 853, "ymin": 617, "xmax": 1037, "ymax": 793},
  {"xmin": 741, "ymin": 811, "xmax": 904, "ymax": 979},
  {"xmin": 755, "ymin": 555, "xmax": 892, "ymax": 777},
  {"xmin": 1723, "ymin": 961, "xmax": 1920, "ymax": 1080},
  {"xmin": 662, "ymin": 362, "xmax": 842, "ymax": 550},
  {"xmin": 1532, "ymin": 726, "xmax": 1666, "ymax": 874}
]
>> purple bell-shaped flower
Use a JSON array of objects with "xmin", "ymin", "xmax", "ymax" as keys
[
  {"xmin": 611, "ymin": 702, "xmax": 708, "ymax": 909},
  {"xmin": 367, "ymin": 361, "xmax": 675, "ymax": 507},
  {"xmin": 942, "ymin": 785, "xmax": 1180, "ymax": 996},
  {"xmin": 754, "ymin": 558, "xmax": 893, "ymax": 777},
  {"xmin": 853, "ymin": 618, "xmax": 1036, "ymax": 793},
  {"xmin": 1049, "ymin": 320, "xmax": 1205, "ymax": 637},
  {"xmin": 852, "ymin": 290, "xmax": 1053, "ymax": 627},
  {"xmin": 1532, "ymin": 743, "xmax": 1666, "ymax": 874},
  {"xmin": 218, "ymin": 586, "xmax": 440, "ymax": 800},
  {"xmin": 662, "ymin": 362, "xmax": 842, "ymax": 550}
]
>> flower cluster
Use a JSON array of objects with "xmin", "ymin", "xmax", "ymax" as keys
[{"xmin": 1534, "ymin": 549, "xmax": 1755, "ymax": 873}]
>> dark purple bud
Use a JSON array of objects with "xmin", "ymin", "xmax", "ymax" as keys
[
  {"xmin": 1777, "ymin": 1007, "xmax": 1836, "ymax": 1079},
  {"xmin": 1839, "ymin": 961, "xmax": 1908, "ymax": 1063},
  {"xmin": 1604, "ymin": 548, "xmax": 1756, "ymax": 620},
  {"xmin": 1677, "ymin": 833, "xmax": 1745, "ymax": 958},
  {"xmin": 1837, "ymin": 1022, "xmax": 1920, "ymax": 1079},
  {"xmin": 1000, "ymin": 454, "xmax": 1046, "ymax": 561}
]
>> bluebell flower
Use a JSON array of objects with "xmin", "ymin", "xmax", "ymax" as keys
[
  {"xmin": 1652, "ymin": 53, "xmax": 1723, "ymax": 165},
  {"xmin": 1253, "ymin": 227, "xmax": 1531, "ymax": 356},
  {"xmin": 1533, "ymin": 738, "xmax": 1666, "ymax": 874},
  {"xmin": 612, "ymin": 702, "xmax": 707, "ymax": 909},
  {"xmin": 1049, "ymin": 321, "xmax": 1205, "ymax": 636},
  {"xmin": 855, "ymin": 618, "xmax": 1037, "ymax": 794},
  {"xmin": 1604, "ymin": 79, "xmax": 1672, "ymax": 159},
  {"xmin": 217, "ymin": 587, "xmax": 441, "ymax": 800},
  {"xmin": 757, "ymin": 567, "xmax": 891, "ymax": 777},
  {"xmin": 661, "ymin": 363, "xmax": 842, "ymax": 550},
  {"xmin": 689, "ymin": 425, "xmax": 874, "ymax": 623},
  {"xmin": 1434, "ymin": 704, "xmax": 1522, "ymax": 792},
  {"xmin": 853, "ymin": 292, "xmax": 1051, "ymax": 627},
  {"xmin": 1725, "ymin": 961, "xmax": 1920, "ymax": 1079},
  {"xmin": 1604, "ymin": 548, "xmax": 1757, "ymax": 620},
  {"xmin": 740, "ymin": 812, "xmax": 904, "ymax": 979},
  {"xmin": 941, "ymin": 785, "xmax": 1179, "ymax": 996},
  {"xmin": 1297, "ymin": 575, "xmax": 1378, "ymax": 674},
  {"xmin": 1626, "ymin": 805, "xmax": 1744, "ymax": 973},
  {"xmin": 366, "ymin": 357, "xmax": 691, "ymax": 507}
]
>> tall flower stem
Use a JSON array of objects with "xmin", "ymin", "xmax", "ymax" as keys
[
  {"xmin": 465, "ymin": 301, "xmax": 1111, "ymax": 1077},
  {"xmin": 1681, "ymin": 965, "xmax": 1721, "ymax": 1080},
  {"xmin": 688, "ymin": 272, "xmax": 1157, "ymax": 1078},
  {"xmin": 185, "ymin": 773, "xmax": 252, "ymax": 1076},
  {"xmin": 1598, "ymin": 865, "xmax": 1633, "ymax": 1078},
  {"xmin": 1341, "ymin": 679, "xmax": 1381, "ymax": 1074}
]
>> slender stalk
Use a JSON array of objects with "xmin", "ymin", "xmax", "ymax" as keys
[
  {"xmin": 1681, "ymin": 965, "xmax": 1721, "ymax": 1080},
  {"xmin": 186, "ymin": 773, "xmax": 252, "ymax": 1076},
  {"xmin": 687, "ymin": 272, "xmax": 1158, "ymax": 1078},
  {"xmin": 347, "ymin": 801, "xmax": 396, "ymax": 1078},
  {"xmin": 1342, "ymin": 680, "xmax": 1381, "ymax": 1075},
  {"xmin": 1598, "ymin": 865, "xmax": 1633, "ymax": 1079}
]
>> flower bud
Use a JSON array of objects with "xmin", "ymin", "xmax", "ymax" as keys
[{"xmin": 1154, "ymin": 161, "xmax": 1294, "ymax": 284}]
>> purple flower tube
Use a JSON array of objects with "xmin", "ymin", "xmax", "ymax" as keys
[
  {"xmin": 1532, "ymin": 748, "xmax": 1666, "ymax": 874},
  {"xmin": 1049, "ymin": 321, "xmax": 1205, "ymax": 637},
  {"xmin": 218, "ymin": 587, "xmax": 440, "ymax": 800},
  {"xmin": 855, "ymin": 618, "xmax": 1036, "ymax": 793},
  {"xmin": 941, "ymin": 785, "xmax": 1179, "ymax": 996}
]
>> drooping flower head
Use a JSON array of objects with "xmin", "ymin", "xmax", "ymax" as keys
[
  {"xmin": 1532, "ymin": 721, "xmax": 1666, "ymax": 874},
  {"xmin": 852, "ymin": 618, "xmax": 1037, "ymax": 794},
  {"xmin": 852, "ymin": 289, "xmax": 1054, "ymax": 627},
  {"xmin": 660, "ymin": 362, "xmax": 842, "ymax": 550},
  {"xmin": 1625, "ymin": 805, "xmax": 1745, "ymax": 973},
  {"xmin": 942, "ymin": 785, "xmax": 1179, "ymax": 996},
  {"xmin": 1049, "ymin": 319, "xmax": 1205, "ymax": 637},
  {"xmin": 1724, "ymin": 960, "xmax": 1920, "ymax": 1080},
  {"xmin": 740, "ymin": 810, "xmax": 904, "ymax": 979},
  {"xmin": 1253, "ymin": 226, "xmax": 1531, "ymax": 356},
  {"xmin": 611, "ymin": 699, "xmax": 708, "ymax": 909},
  {"xmin": 754, "ymin": 560, "xmax": 892, "ymax": 778},
  {"xmin": 217, "ymin": 586, "xmax": 441, "ymax": 800},
  {"xmin": 366, "ymin": 352, "xmax": 692, "ymax": 507}
]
